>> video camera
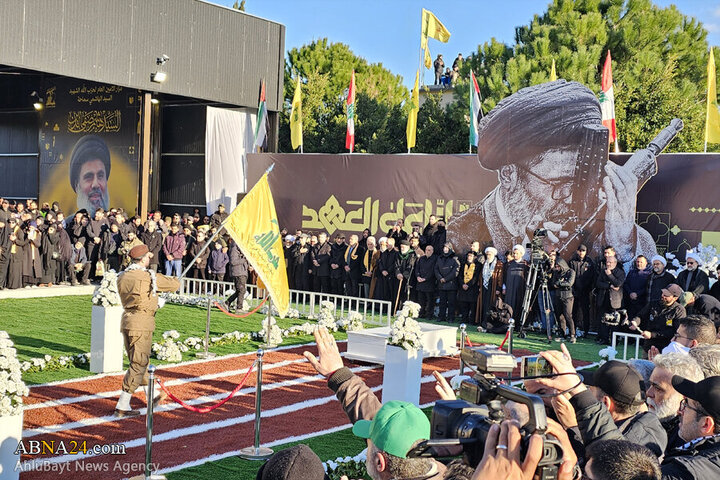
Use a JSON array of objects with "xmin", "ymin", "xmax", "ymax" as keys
[
  {"xmin": 601, "ymin": 309, "xmax": 629, "ymax": 327},
  {"xmin": 407, "ymin": 347, "xmax": 564, "ymax": 480},
  {"xmin": 526, "ymin": 228, "xmax": 550, "ymax": 267}
]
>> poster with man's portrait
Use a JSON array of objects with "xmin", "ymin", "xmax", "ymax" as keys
[{"xmin": 38, "ymin": 78, "xmax": 140, "ymax": 215}]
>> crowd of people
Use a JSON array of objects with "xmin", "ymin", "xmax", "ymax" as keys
[
  {"xmin": 0, "ymin": 198, "xmax": 250, "ymax": 310},
  {"xmin": 283, "ymin": 214, "xmax": 720, "ymax": 348},
  {"xmin": 433, "ymin": 53, "xmax": 463, "ymax": 86}
]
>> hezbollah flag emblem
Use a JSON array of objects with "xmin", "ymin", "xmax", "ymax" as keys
[{"xmin": 224, "ymin": 166, "xmax": 289, "ymax": 317}]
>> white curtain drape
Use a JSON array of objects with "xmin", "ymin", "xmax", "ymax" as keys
[{"xmin": 205, "ymin": 106, "xmax": 256, "ymax": 213}]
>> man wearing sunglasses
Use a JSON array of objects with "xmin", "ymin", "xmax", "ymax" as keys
[
  {"xmin": 676, "ymin": 252, "xmax": 710, "ymax": 299},
  {"xmin": 662, "ymin": 375, "xmax": 720, "ymax": 478}
]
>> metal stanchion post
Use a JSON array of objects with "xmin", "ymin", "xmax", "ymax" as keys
[
  {"xmin": 239, "ymin": 349, "xmax": 273, "ymax": 460},
  {"xmin": 197, "ymin": 298, "xmax": 216, "ymax": 359},
  {"xmin": 143, "ymin": 365, "xmax": 166, "ymax": 480},
  {"xmin": 508, "ymin": 319, "xmax": 515, "ymax": 356},
  {"xmin": 459, "ymin": 324, "xmax": 466, "ymax": 376}
]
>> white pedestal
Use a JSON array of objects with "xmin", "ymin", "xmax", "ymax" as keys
[
  {"xmin": 346, "ymin": 322, "xmax": 458, "ymax": 364},
  {"xmin": 0, "ymin": 412, "xmax": 22, "ymax": 480},
  {"xmin": 381, "ymin": 345, "xmax": 423, "ymax": 406},
  {"xmin": 90, "ymin": 305, "xmax": 124, "ymax": 373}
]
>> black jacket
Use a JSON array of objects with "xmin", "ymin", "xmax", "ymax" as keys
[
  {"xmin": 140, "ymin": 230, "xmax": 164, "ymax": 266},
  {"xmin": 634, "ymin": 300, "xmax": 686, "ymax": 352},
  {"xmin": 569, "ymin": 389, "xmax": 667, "ymax": 458},
  {"xmin": 434, "ymin": 250, "xmax": 460, "ymax": 291},
  {"xmin": 676, "ymin": 268, "xmax": 710, "ymax": 298},
  {"xmin": 312, "ymin": 241, "xmax": 332, "ymax": 277},
  {"xmin": 569, "ymin": 254, "xmax": 595, "ymax": 292},
  {"xmin": 661, "ymin": 435, "xmax": 720, "ymax": 480},
  {"xmin": 456, "ymin": 260, "xmax": 480, "ymax": 302},
  {"xmin": 551, "ymin": 259, "xmax": 575, "ymax": 300},
  {"xmin": 691, "ymin": 294, "xmax": 720, "ymax": 327},
  {"xmin": 228, "ymin": 242, "xmax": 249, "ymax": 278},
  {"xmin": 648, "ymin": 270, "xmax": 676, "ymax": 303},
  {"xmin": 415, "ymin": 255, "xmax": 437, "ymax": 293},
  {"xmin": 596, "ymin": 264, "xmax": 626, "ymax": 309},
  {"xmin": 329, "ymin": 241, "xmax": 346, "ymax": 279}
]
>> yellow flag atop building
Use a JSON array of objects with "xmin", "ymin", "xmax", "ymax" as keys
[
  {"xmin": 422, "ymin": 8, "xmax": 451, "ymax": 43},
  {"xmin": 421, "ymin": 8, "xmax": 450, "ymax": 69},
  {"xmin": 290, "ymin": 76, "xmax": 303, "ymax": 150},
  {"xmin": 550, "ymin": 59, "xmax": 557, "ymax": 81},
  {"xmin": 406, "ymin": 70, "xmax": 420, "ymax": 150},
  {"xmin": 224, "ymin": 167, "xmax": 289, "ymax": 317},
  {"xmin": 706, "ymin": 47, "xmax": 720, "ymax": 144}
]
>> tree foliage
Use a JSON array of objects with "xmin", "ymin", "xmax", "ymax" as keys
[
  {"xmin": 279, "ymin": 39, "xmax": 409, "ymax": 153},
  {"xmin": 279, "ymin": 1, "xmax": 720, "ymax": 154}
]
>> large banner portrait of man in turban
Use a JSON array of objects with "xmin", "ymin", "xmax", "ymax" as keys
[
  {"xmin": 38, "ymin": 78, "xmax": 139, "ymax": 216},
  {"xmin": 447, "ymin": 80, "xmax": 680, "ymax": 264}
]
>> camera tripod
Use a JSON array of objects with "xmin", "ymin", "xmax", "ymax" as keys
[{"xmin": 516, "ymin": 261, "xmax": 555, "ymax": 341}]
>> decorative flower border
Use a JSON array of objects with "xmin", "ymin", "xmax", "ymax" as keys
[{"xmin": 1, "ymin": 331, "xmax": 30, "ymax": 417}]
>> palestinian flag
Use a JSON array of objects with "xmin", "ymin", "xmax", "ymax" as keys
[
  {"xmin": 469, "ymin": 71, "xmax": 483, "ymax": 147},
  {"xmin": 254, "ymin": 80, "xmax": 268, "ymax": 149}
]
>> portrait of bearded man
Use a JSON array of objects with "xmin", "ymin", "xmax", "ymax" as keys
[
  {"xmin": 447, "ymin": 80, "xmax": 658, "ymax": 264},
  {"xmin": 69, "ymin": 135, "xmax": 111, "ymax": 215}
]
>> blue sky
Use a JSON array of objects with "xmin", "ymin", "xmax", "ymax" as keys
[{"xmin": 216, "ymin": 0, "xmax": 720, "ymax": 89}]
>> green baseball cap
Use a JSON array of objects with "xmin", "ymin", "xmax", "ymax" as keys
[{"xmin": 352, "ymin": 401, "xmax": 430, "ymax": 458}]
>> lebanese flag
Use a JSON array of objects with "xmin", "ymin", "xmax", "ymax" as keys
[
  {"xmin": 600, "ymin": 50, "xmax": 617, "ymax": 144},
  {"xmin": 346, "ymin": 70, "xmax": 356, "ymax": 153},
  {"xmin": 469, "ymin": 71, "xmax": 482, "ymax": 147}
]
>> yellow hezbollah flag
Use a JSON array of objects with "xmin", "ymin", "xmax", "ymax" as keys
[
  {"xmin": 550, "ymin": 59, "xmax": 557, "ymax": 82},
  {"xmin": 706, "ymin": 47, "xmax": 720, "ymax": 144},
  {"xmin": 290, "ymin": 76, "xmax": 303, "ymax": 149},
  {"xmin": 422, "ymin": 8, "xmax": 451, "ymax": 43},
  {"xmin": 406, "ymin": 70, "xmax": 420, "ymax": 149},
  {"xmin": 421, "ymin": 8, "xmax": 450, "ymax": 69},
  {"xmin": 224, "ymin": 168, "xmax": 289, "ymax": 317}
]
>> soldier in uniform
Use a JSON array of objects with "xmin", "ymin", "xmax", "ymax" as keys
[{"xmin": 114, "ymin": 244, "xmax": 180, "ymax": 417}]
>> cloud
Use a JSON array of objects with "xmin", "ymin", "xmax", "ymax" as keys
[
  {"xmin": 707, "ymin": 23, "xmax": 719, "ymax": 33},
  {"xmin": 715, "ymin": 6, "xmax": 720, "ymax": 17}
]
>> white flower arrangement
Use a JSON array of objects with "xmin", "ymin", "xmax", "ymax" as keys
[
  {"xmin": 323, "ymin": 449, "xmax": 368, "ymax": 479},
  {"xmin": 261, "ymin": 304, "xmax": 301, "ymax": 319},
  {"xmin": 388, "ymin": 316, "xmax": 423, "ymax": 352},
  {"xmin": 397, "ymin": 300, "xmax": 421, "ymax": 319},
  {"xmin": 336, "ymin": 311, "xmax": 364, "ymax": 332},
  {"xmin": 598, "ymin": 346, "xmax": 617, "ymax": 363},
  {"xmin": 152, "ymin": 337, "xmax": 185, "ymax": 362},
  {"xmin": 317, "ymin": 302, "xmax": 339, "ymax": 332},
  {"xmin": 91, "ymin": 271, "xmax": 122, "ymax": 307},
  {"xmin": 0, "ymin": 331, "xmax": 29, "ymax": 417},
  {"xmin": 257, "ymin": 317, "xmax": 284, "ymax": 345},
  {"xmin": 19, "ymin": 352, "xmax": 90, "ymax": 373},
  {"xmin": 160, "ymin": 293, "xmax": 211, "ymax": 308}
]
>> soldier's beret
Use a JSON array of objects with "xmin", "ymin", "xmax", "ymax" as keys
[{"xmin": 129, "ymin": 244, "xmax": 150, "ymax": 259}]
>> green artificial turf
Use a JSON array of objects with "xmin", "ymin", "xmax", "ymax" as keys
[
  {"xmin": 165, "ymin": 426, "xmax": 369, "ymax": 480},
  {"xmin": 1, "ymin": 295, "xmax": 603, "ymax": 386}
]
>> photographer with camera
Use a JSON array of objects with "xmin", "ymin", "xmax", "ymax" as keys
[
  {"xmin": 303, "ymin": 327, "xmax": 452, "ymax": 480},
  {"xmin": 629, "ymin": 284, "xmax": 686, "ymax": 354},
  {"xmin": 595, "ymin": 255, "xmax": 626, "ymax": 345},
  {"xmin": 551, "ymin": 257, "xmax": 576, "ymax": 343},
  {"xmin": 536, "ymin": 346, "xmax": 667, "ymax": 458}
]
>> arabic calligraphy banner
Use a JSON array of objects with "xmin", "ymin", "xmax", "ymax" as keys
[
  {"xmin": 38, "ymin": 77, "xmax": 140, "ymax": 215},
  {"xmin": 247, "ymin": 153, "xmax": 720, "ymax": 261}
]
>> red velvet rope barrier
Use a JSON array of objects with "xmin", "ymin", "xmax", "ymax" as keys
[
  {"xmin": 157, "ymin": 359, "xmax": 257, "ymax": 413},
  {"xmin": 499, "ymin": 329, "xmax": 511, "ymax": 349},
  {"xmin": 463, "ymin": 329, "xmax": 511, "ymax": 349},
  {"xmin": 213, "ymin": 296, "xmax": 268, "ymax": 318}
]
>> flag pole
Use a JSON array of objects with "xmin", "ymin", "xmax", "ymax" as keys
[
  {"xmin": 469, "ymin": 73, "xmax": 472, "ymax": 154},
  {"xmin": 178, "ymin": 163, "xmax": 275, "ymax": 282},
  {"xmin": 418, "ymin": 9, "xmax": 426, "ymax": 88}
]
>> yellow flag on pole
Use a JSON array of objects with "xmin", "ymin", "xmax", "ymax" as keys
[
  {"xmin": 290, "ymin": 76, "xmax": 303, "ymax": 149},
  {"xmin": 421, "ymin": 8, "xmax": 451, "ymax": 43},
  {"xmin": 224, "ymin": 167, "xmax": 289, "ymax": 317},
  {"xmin": 406, "ymin": 70, "xmax": 420, "ymax": 150},
  {"xmin": 550, "ymin": 59, "xmax": 557, "ymax": 81},
  {"xmin": 706, "ymin": 47, "xmax": 720, "ymax": 144}
]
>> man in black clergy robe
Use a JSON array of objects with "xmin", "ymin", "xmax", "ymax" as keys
[
  {"xmin": 502, "ymin": 244, "xmax": 529, "ymax": 325},
  {"xmin": 376, "ymin": 238, "xmax": 398, "ymax": 302}
]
